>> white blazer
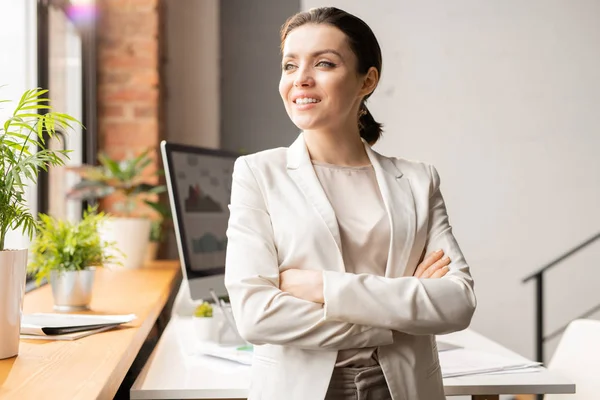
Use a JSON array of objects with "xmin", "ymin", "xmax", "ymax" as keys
[{"xmin": 225, "ymin": 133, "xmax": 476, "ymax": 400}]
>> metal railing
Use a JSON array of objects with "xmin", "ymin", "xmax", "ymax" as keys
[{"xmin": 522, "ymin": 231, "xmax": 600, "ymax": 363}]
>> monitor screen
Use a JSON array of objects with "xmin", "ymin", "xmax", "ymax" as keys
[{"xmin": 161, "ymin": 141, "xmax": 238, "ymax": 301}]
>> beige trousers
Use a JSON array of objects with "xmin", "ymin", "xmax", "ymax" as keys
[{"xmin": 324, "ymin": 365, "xmax": 392, "ymax": 400}]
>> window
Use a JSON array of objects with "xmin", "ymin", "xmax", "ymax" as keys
[
  {"xmin": 1, "ymin": 1, "xmax": 90, "ymax": 290},
  {"xmin": 46, "ymin": 4, "xmax": 84, "ymax": 221},
  {"xmin": 0, "ymin": 0, "xmax": 38, "ymax": 250}
]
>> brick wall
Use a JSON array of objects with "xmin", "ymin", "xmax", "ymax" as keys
[{"xmin": 96, "ymin": 0, "xmax": 164, "ymax": 217}]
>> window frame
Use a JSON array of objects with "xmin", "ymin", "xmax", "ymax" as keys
[
  {"xmin": 27, "ymin": 0, "xmax": 98, "ymax": 290},
  {"xmin": 36, "ymin": 0, "xmax": 98, "ymax": 215}
]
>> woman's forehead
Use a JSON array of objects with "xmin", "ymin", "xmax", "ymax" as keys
[{"xmin": 283, "ymin": 24, "xmax": 350, "ymax": 57}]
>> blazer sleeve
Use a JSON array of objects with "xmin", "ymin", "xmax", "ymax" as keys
[
  {"xmin": 225, "ymin": 157, "xmax": 394, "ymax": 349},
  {"xmin": 322, "ymin": 164, "xmax": 477, "ymax": 335}
]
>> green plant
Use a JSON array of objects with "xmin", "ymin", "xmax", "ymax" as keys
[
  {"xmin": 66, "ymin": 149, "xmax": 166, "ymax": 217},
  {"xmin": 27, "ymin": 205, "xmax": 121, "ymax": 284},
  {"xmin": 0, "ymin": 88, "xmax": 79, "ymax": 251},
  {"xmin": 194, "ymin": 302, "xmax": 213, "ymax": 318}
]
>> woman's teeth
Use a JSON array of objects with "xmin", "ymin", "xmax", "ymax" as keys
[{"xmin": 295, "ymin": 98, "xmax": 320, "ymax": 105}]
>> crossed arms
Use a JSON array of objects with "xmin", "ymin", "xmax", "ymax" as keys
[{"xmin": 224, "ymin": 157, "xmax": 476, "ymax": 350}]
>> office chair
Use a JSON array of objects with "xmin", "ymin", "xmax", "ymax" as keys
[{"xmin": 544, "ymin": 318, "xmax": 600, "ymax": 399}]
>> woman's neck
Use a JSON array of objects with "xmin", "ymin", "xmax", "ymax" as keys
[{"xmin": 303, "ymin": 128, "xmax": 370, "ymax": 167}]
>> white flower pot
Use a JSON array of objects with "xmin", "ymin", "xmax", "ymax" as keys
[
  {"xmin": 101, "ymin": 217, "xmax": 151, "ymax": 269},
  {"xmin": 193, "ymin": 308, "xmax": 245, "ymax": 345},
  {"xmin": 193, "ymin": 317, "xmax": 216, "ymax": 342},
  {"xmin": 0, "ymin": 249, "xmax": 28, "ymax": 359},
  {"xmin": 50, "ymin": 268, "xmax": 96, "ymax": 312}
]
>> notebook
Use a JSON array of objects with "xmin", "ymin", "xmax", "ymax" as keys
[{"xmin": 21, "ymin": 313, "xmax": 136, "ymax": 336}]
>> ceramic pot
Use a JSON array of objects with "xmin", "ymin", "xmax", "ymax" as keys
[
  {"xmin": 50, "ymin": 268, "xmax": 96, "ymax": 312},
  {"xmin": 0, "ymin": 249, "xmax": 28, "ymax": 359},
  {"xmin": 100, "ymin": 217, "xmax": 151, "ymax": 269},
  {"xmin": 193, "ymin": 317, "xmax": 216, "ymax": 341}
]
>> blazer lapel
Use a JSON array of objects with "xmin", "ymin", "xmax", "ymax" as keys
[
  {"xmin": 287, "ymin": 134, "xmax": 344, "ymax": 258},
  {"xmin": 364, "ymin": 144, "xmax": 417, "ymax": 278}
]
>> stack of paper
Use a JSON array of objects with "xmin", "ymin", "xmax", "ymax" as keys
[
  {"xmin": 182, "ymin": 333, "xmax": 540, "ymax": 375},
  {"xmin": 436, "ymin": 340, "xmax": 463, "ymax": 352},
  {"xmin": 20, "ymin": 313, "xmax": 137, "ymax": 341},
  {"xmin": 439, "ymin": 348, "xmax": 542, "ymax": 378},
  {"xmin": 193, "ymin": 341, "xmax": 253, "ymax": 365}
]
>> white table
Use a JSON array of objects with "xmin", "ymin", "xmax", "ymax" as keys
[
  {"xmin": 438, "ymin": 330, "xmax": 573, "ymax": 398},
  {"xmin": 131, "ymin": 316, "xmax": 574, "ymax": 400}
]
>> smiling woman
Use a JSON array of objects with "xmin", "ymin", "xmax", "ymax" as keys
[
  {"xmin": 278, "ymin": 14, "xmax": 382, "ymax": 156},
  {"xmin": 224, "ymin": 7, "xmax": 476, "ymax": 400}
]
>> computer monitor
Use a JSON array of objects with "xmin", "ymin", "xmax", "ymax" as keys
[{"xmin": 160, "ymin": 141, "xmax": 239, "ymax": 301}]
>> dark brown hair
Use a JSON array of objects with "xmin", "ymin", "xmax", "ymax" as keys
[{"xmin": 280, "ymin": 7, "xmax": 383, "ymax": 144}]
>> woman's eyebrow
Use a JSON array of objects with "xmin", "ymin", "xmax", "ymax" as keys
[{"xmin": 283, "ymin": 49, "xmax": 344, "ymax": 60}]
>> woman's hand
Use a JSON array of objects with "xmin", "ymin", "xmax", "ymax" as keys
[
  {"xmin": 279, "ymin": 269, "xmax": 324, "ymax": 303},
  {"xmin": 414, "ymin": 249, "xmax": 451, "ymax": 279}
]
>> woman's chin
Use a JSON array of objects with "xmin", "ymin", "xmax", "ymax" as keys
[{"xmin": 291, "ymin": 118, "xmax": 322, "ymax": 132}]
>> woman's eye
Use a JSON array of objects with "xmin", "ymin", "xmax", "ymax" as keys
[
  {"xmin": 283, "ymin": 63, "xmax": 296, "ymax": 71},
  {"xmin": 316, "ymin": 61, "xmax": 335, "ymax": 68}
]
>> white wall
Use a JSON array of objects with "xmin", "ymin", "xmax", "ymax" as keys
[
  {"xmin": 165, "ymin": 0, "xmax": 300, "ymax": 152},
  {"xmin": 163, "ymin": 0, "xmax": 220, "ymax": 259},
  {"xmin": 164, "ymin": 0, "xmax": 220, "ymax": 148},
  {"xmin": 219, "ymin": 0, "xmax": 299, "ymax": 153},
  {"xmin": 302, "ymin": 0, "xmax": 600, "ymax": 361}
]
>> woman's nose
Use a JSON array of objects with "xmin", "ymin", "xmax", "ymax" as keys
[{"xmin": 294, "ymin": 67, "xmax": 314, "ymax": 87}]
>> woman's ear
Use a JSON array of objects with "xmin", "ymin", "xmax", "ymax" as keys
[{"xmin": 360, "ymin": 67, "xmax": 379, "ymax": 98}]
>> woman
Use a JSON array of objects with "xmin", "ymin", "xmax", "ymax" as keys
[{"xmin": 225, "ymin": 7, "xmax": 476, "ymax": 400}]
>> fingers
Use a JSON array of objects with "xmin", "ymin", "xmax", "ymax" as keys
[
  {"xmin": 421, "ymin": 256, "xmax": 451, "ymax": 279},
  {"xmin": 430, "ymin": 265, "xmax": 450, "ymax": 279},
  {"xmin": 414, "ymin": 249, "xmax": 445, "ymax": 277}
]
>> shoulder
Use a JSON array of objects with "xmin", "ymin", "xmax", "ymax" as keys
[
  {"xmin": 240, "ymin": 147, "xmax": 287, "ymax": 168},
  {"xmin": 233, "ymin": 147, "xmax": 288, "ymax": 179},
  {"xmin": 236, "ymin": 147, "xmax": 287, "ymax": 168},
  {"xmin": 380, "ymin": 153, "xmax": 442, "ymax": 194}
]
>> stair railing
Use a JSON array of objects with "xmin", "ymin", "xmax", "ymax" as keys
[{"xmin": 522, "ymin": 232, "xmax": 600, "ymax": 363}]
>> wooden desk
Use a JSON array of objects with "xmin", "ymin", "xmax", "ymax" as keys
[
  {"xmin": 0, "ymin": 260, "xmax": 180, "ymax": 400},
  {"xmin": 131, "ymin": 316, "xmax": 575, "ymax": 400}
]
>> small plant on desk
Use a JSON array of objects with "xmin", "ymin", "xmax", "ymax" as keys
[
  {"xmin": 194, "ymin": 302, "xmax": 214, "ymax": 318},
  {"xmin": 27, "ymin": 205, "xmax": 122, "ymax": 311},
  {"xmin": 193, "ymin": 302, "xmax": 215, "ymax": 341}
]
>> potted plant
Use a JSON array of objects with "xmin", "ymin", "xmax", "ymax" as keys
[
  {"xmin": 66, "ymin": 149, "xmax": 166, "ymax": 269},
  {"xmin": 193, "ymin": 301, "xmax": 215, "ymax": 341},
  {"xmin": 0, "ymin": 88, "xmax": 78, "ymax": 358},
  {"xmin": 27, "ymin": 206, "xmax": 120, "ymax": 311},
  {"xmin": 192, "ymin": 299, "xmax": 245, "ymax": 344}
]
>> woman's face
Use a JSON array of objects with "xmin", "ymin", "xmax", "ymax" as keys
[{"xmin": 279, "ymin": 24, "xmax": 369, "ymax": 133}]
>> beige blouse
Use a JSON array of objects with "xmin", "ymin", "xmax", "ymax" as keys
[{"xmin": 312, "ymin": 161, "xmax": 390, "ymax": 367}]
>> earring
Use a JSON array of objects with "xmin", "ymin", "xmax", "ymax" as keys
[{"xmin": 358, "ymin": 103, "xmax": 367, "ymax": 118}]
